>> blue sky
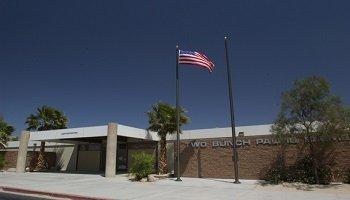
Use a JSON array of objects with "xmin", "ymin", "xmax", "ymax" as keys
[{"xmin": 1, "ymin": 0, "xmax": 349, "ymax": 135}]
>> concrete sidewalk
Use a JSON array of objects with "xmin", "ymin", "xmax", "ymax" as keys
[{"xmin": 0, "ymin": 172, "xmax": 349, "ymax": 200}]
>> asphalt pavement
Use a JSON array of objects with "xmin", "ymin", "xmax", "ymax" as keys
[{"xmin": 0, "ymin": 192, "xmax": 52, "ymax": 200}]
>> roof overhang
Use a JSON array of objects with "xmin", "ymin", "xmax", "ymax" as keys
[{"xmin": 29, "ymin": 124, "xmax": 159, "ymax": 141}]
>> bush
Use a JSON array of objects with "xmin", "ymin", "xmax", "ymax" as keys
[
  {"xmin": 264, "ymin": 156, "xmax": 288, "ymax": 184},
  {"xmin": 265, "ymin": 166, "xmax": 286, "ymax": 184},
  {"xmin": 344, "ymin": 168, "xmax": 350, "ymax": 184},
  {"xmin": 292, "ymin": 155, "xmax": 332, "ymax": 185},
  {"xmin": 264, "ymin": 155, "xmax": 333, "ymax": 185},
  {"xmin": 130, "ymin": 152, "xmax": 155, "ymax": 181}
]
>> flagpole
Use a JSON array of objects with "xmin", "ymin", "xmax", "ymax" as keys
[
  {"xmin": 175, "ymin": 45, "xmax": 182, "ymax": 181},
  {"xmin": 224, "ymin": 36, "xmax": 240, "ymax": 184}
]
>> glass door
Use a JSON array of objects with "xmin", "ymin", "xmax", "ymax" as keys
[{"xmin": 117, "ymin": 142, "xmax": 128, "ymax": 171}]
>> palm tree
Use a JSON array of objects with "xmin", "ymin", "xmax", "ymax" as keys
[
  {"xmin": 147, "ymin": 102, "xmax": 189, "ymax": 174},
  {"xmin": 25, "ymin": 106, "xmax": 68, "ymax": 171},
  {"xmin": 0, "ymin": 117, "xmax": 14, "ymax": 148}
]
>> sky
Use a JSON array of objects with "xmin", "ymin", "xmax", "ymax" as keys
[{"xmin": 0, "ymin": 0, "xmax": 349, "ymax": 136}]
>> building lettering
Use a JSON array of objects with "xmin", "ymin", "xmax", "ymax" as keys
[
  {"xmin": 61, "ymin": 131, "xmax": 78, "ymax": 135},
  {"xmin": 187, "ymin": 133, "xmax": 350, "ymax": 148}
]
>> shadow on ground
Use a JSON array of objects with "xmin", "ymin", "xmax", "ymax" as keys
[
  {"xmin": 31, "ymin": 170, "xmax": 129, "ymax": 178},
  {"xmin": 258, "ymin": 181, "xmax": 344, "ymax": 191}
]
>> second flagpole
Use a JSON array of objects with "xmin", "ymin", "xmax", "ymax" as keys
[
  {"xmin": 224, "ymin": 36, "xmax": 240, "ymax": 184},
  {"xmin": 175, "ymin": 45, "xmax": 182, "ymax": 181}
]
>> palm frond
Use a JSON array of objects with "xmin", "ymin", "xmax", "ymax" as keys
[
  {"xmin": 25, "ymin": 105, "xmax": 68, "ymax": 131},
  {"xmin": 146, "ymin": 102, "xmax": 189, "ymax": 137}
]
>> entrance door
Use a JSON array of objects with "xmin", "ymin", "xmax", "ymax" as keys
[
  {"xmin": 77, "ymin": 144, "xmax": 101, "ymax": 172},
  {"xmin": 117, "ymin": 142, "xmax": 128, "ymax": 171}
]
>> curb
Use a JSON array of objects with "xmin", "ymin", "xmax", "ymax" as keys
[{"xmin": 0, "ymin": 186, "xmax": 113, "ymax": 200}]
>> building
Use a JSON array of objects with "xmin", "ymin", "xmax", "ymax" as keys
[{"xmin": 1, "ymin": 123, "xmax": 349, "ymax": 180}]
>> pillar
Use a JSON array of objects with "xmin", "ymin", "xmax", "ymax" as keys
[
  {"xmin": 105, "ymin": 123, "xmax": 117, "ymax": 178},
  {"xmin": 16, "ymin": 131, "xmax": 30, "ymax": 173}
]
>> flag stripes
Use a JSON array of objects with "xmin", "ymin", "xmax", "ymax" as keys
[{"xmin": 178, "ymin": 50, "xmax": 214, "ymax": 72}]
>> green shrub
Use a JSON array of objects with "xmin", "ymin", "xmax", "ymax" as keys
[
  {"xmin": 264, "ymin": 155, "xmax": 333, "ymax": 185},
  {"xmin": 130, "ymin": 152, "xmax": 155, "ymax": 181},
  {"xmin": 264, "ymin": 156, "xmax": 288, "ymax": 184},
  {"xmin": 317, "ymin": 166, "xmax": 332, "ymax": 185},
  {"xmin": 292, "ymin": 155, "xmax": 332, "ymax": 185},
  {"xmin": 265, "ymin": 166, "xmax": 286, "ymax": 184},
  {"xmin": 293, "ymin": 156, "xmax": 317, "ymax": 184},
  {"xmin": 344, "ymin": 168, "xmax": 350, "ymax": 184}
]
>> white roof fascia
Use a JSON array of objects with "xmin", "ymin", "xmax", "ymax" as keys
[
  {"xmin": 3, "ymin": 141, "xmax": 74, "ymax": 149},
  {"xmin": 25, "ymin": 124, "xmax": 273, "ymax": 142},
  {"xmin": 29, "ymin": 126, "xmax": 108, "ymax": 141},
  {"xmin": 118, "ymin": 125, "xmax": 159, "ymax": 141},
  {"xmin": 29, "ymin": 124, "xmax": 160, "ymax": 141},
  {"xmin": 167, "ymin": 124, "xmax": 273, "ymax": 140}
]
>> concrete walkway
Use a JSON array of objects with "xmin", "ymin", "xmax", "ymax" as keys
[{"xmin": 0, "ymin": 172, "xmax": 349, "ymax": 200}]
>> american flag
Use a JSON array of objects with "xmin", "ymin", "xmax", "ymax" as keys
[{"xmin": 178, "ymin": 50, "xmax": 214, "ymax": 72}]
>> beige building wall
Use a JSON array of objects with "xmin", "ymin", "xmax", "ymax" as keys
[
  {"xmin": 1, "ymin": 142, "xmax": 78, "ymax": 172},
  {"xmin": 51, "ymin": 144, "xmax": 78, "ymax": 171}
]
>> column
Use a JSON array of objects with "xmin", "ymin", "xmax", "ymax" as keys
[
  {"xmin": 105, "ymin": 123, "xmax": 118, "ymax": 178},
  {"xmin": 16, "ymin": 131, "xmax": 30, "ymax": 173}
]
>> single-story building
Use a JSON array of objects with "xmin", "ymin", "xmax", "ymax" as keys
[{"xmin": 1, "ymin": 123, "xmax": 349, "ymax": 180}]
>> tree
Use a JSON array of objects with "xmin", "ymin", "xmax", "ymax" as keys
[
  {"xmin": 0, "ymin": 117, "xmax": 14, "ymax": 148},
  {"xmin": 146, "ymin": 102, "xmax": 189, "ymax": 174},
  {"xmin": 272, "ymin": 76, "xmax": 350, "ymax": 184},
  {"xmin": 25, "ymin": 106, "xmax": 68, "ymax": 171}
]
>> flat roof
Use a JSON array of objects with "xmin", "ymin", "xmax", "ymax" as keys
[
  {"xmin": 29, "ymin": 124, "xmax": 159, "ymax": 141},
  {"xmin": 3, "ymin": 124, "xmax": 273, "ymax": 149},
  {"xmin": 28, "ymin": 123, "xmax": 272, "ymax": 141},
  {"xmin": 176, "ymin": 124, "xmax": 272, "ymax": 140}
]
